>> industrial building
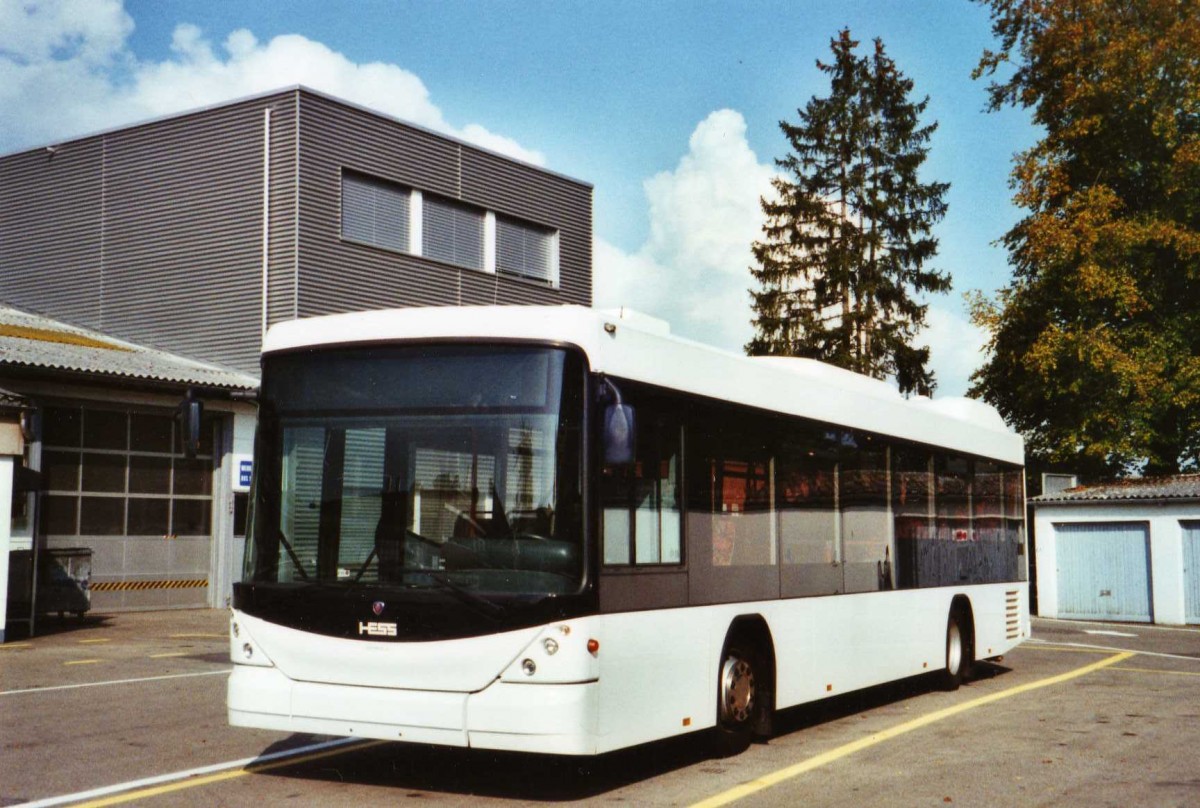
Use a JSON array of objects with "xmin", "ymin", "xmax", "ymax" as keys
[{"xmin": 0, "ymin": 87, "xmax": 593, "ymax": 638}]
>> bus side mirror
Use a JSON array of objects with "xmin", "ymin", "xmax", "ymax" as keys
[
  {"xmin": 603, "ymin": 403, "xmax": 636, "ymax": 465},
  {"xmin": 177, "ymin": 392, "xmax": 203, "ymax": 458}
]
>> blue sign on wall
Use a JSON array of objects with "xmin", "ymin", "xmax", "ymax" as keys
[{"xmin": 232, "ymin": 454, "xmax": 253, "ymax": 492}]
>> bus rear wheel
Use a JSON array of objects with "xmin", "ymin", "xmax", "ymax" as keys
[
  {"xmin": 940, "ymin": 610, "xmax": 971, "ymax": 691},
  {"xmin": 713, "ymin": 643, "xmax": 760, "ymax": 756}
]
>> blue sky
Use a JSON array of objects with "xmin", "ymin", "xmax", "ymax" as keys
[{"xmin": 1, "ymin": 0, "xmax": 1038, "ymax": 396}]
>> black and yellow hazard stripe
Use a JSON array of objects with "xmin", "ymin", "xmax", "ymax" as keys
[{"xmin": 90, "ymin": 579, "xmax": 209, "ymax": 592}]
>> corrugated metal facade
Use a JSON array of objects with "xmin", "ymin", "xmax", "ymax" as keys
[
  {"xmin": 0, "ymin": 138, "xmax": 105, "ymax": 327},
  {"xmin": 267, "ymin": 94, "xmax": 301, "ymax": 334},
  {"xmin": 0, "ymin": 88, "xmax": 594, "ymax": 375},
  {"xmin": 100, "ymin": 100, "xmax": 267, "ymax": 373},
  {"xmin": 0, "ymin": 96, "xmax": 272, "ymax": 373}
]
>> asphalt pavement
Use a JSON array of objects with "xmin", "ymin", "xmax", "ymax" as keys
[{"xmin": 2, "ymin": 610, "xmax": 1199, "ymax": 807}]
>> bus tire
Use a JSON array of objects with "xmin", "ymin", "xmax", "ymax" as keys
[
  {"xmin": 940, "ymin": 609, "xmax": 971, "ymax": 691},
  {"xmin": 712, "ymin": 641, "xmax": 761, "ymax": 757}
]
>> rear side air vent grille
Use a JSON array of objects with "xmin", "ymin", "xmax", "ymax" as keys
[{"xmin": 1005, "ymin": 590, "xmax": 1021, "ymax": 640}]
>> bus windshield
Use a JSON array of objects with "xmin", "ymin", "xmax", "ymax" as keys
[{"xmin": 244, "ymin": 345, "xmax": 586, "ymax": 600}]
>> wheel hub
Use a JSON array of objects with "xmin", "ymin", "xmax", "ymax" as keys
[{"xmin": 721, "ymin": 656, "xmax": 755, "ymax": 724}]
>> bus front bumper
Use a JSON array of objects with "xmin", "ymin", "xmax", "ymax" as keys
[{"xmin": 228, "ymin": 665, "xmax": 600, "ymax": 755}]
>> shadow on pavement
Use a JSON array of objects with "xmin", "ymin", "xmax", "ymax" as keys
[
  {"xmin": 249, "ymin": 665, "xmax": 1015, "ymax": 801},
  {"xmin": 6, "ymin": 612, "xmax": 114, "ymax": 640}
]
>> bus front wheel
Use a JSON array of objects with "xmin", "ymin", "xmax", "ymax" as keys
[{"xmin": 713, "ymin": 643, "xmax": 760, "ymax": 756}]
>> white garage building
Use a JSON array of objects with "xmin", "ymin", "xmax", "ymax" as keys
[{"xmin": 1031, "ymin": 475, "xmax": 1200, "ymax": 625}]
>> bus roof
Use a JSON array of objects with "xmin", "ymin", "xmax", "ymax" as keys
[{"xmin": 264, "ymin": 305, "xmax": 1024, "ymax": 465}]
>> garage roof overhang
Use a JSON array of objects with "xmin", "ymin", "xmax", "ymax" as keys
[
  {"xmin": 0, "ymin": 305, "xmax": 259, "ymax": 395},
  {"xmin": 1031, "ymin": 474, "xmax": 1200, "ymax": 508}
]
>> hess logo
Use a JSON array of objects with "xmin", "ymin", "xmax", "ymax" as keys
[
  {"xmin": 358, "ymin": 621, "xmax": 397, "ymax": 637},
  {"xmin": 360, "ymin": 601, "xmax": 395, "ymax": 636}
]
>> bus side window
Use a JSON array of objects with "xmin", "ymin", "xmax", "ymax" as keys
[
  {"xmin": 600, "ymin": 412, "xmax": 681, "ymax": 566},
  {"xmin": 840, "ymin": 436, "xmax": 891, "ymax": 593},
  {"xmin": 892, "ymin": 447, "xmax": 933, "ymax": 589},
  {"xmin": 935, "ymin": 455, "xmax": 972, "ymax": 585},
  {"xmin": 686, "ymin": 420, "xmax": 774, "ymax": 569},
  {"xmin": 776, "ymin": 425, "xmax": 842, "ymax": 597},
  {"xmin": 709, "ymin": 459, "xmax": 772, "ymax": 566}
]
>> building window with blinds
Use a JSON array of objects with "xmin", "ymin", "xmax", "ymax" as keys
[
  {"xmin": 341, "ymin": 172, "xmax": 410, "ymax": 252},
  {"xmin": 423, "ymin": 195, "xmax": 485, "ymax": 270},
  {"xmin": 497, "ymin": 215, "xmax": 556, "ymax": 284}
]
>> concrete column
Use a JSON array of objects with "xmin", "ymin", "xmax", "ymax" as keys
[
  {"xmin": 1032, "ymin": 507, "xmax": 1059, "ymax": 618},
  {"xmin": 0, "ymin": 455, "xmax": 13, "ymax": 643},
  {"xmin": 1148, "ymin": 512, "xmax": 1186, "ymax": 625},
  {"xmin": 0, "ymin": 411, "xmax": 26, "ymax": 642}
]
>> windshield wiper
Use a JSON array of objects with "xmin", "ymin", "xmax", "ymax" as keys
[
  {"xmin": 278, "ymin": 530, "xmax": 310, "ymax": 582},
  {"xmin": 426, "ymin": 572, "xmax": 507, "ymax": 620}
]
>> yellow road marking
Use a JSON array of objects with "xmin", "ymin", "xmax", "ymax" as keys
[
  {"xmin": 65, "ymin": 659, "xmax": 102, "ymax": 666},
  {"xmin": 79, "ymin": 638, "xmax": 111, "ymax": 644},
  {"xmin": 1021, "ymin": 644, "xmax": 1115, "ymax": 654},
  {"xmin": 691, "ymin": 651, "xmax": 1134, "ymax": 808},
  {"xmin": 74, "ymin": 739, "xmax": 389, "ymax": 807},
  {"xmin": 169, "ymin": 633, "xmax": 226, "ymax": 639},
  {"xmin": 0, "ymin": 642, "xmax": 32, "ymax": 650},
  {"xmin": 149, "ymin": 652, "xmax": 188, "ymax": 659},
  {"xmin": 1112, "ymin": 665, "xmax": 1200, "ymax": 678}
]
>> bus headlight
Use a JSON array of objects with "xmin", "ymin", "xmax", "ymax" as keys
[
  {"xmin": 229, "ymin": 614, "xmax": 275, "ymax": 668},
  {"xmin": 543, "ymin": 638, "xmax": 559, "ymax": 655},
  {"xmin": 522, "ymin": 658, "xmax": 537, "ymax": 676}
]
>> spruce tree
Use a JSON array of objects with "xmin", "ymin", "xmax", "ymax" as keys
[{"xmin": 749, "ymin": 31, "xmax": 950, "ymax": 396}]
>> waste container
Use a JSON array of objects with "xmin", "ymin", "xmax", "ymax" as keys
[{"xmin": 38, "ymin": 547, "xmax": 92, "ymax": 618}]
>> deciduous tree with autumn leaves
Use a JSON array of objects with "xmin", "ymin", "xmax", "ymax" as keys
[{"xmin": 970, "ymin": 0, "xmax": 1200, "ymax": 478}]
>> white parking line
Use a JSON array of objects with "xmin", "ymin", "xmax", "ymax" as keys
[
  {"xmin": 1034, "ymin": 616, "xmax": 1200, "ymax": 634},
  {"xmin": 11, "ymin": 738, "xmax": 363, "ymax": 808},
  {"xmin": 0, "ymin": 669, "xmax": 229, "ymax": 696},
  {"xmin": 1025, "ymin": 637, "xmax": 1200, "ymax": 662},
  {"xmin": 1083, "ymin": 629, "xmax": 1138, "ymax": 637}
]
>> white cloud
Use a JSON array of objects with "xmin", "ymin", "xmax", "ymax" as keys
[
  {"xmin": 0, "ymin": 3, "xmax": 543, "ymax": 165},
  {"xmin": 0, "ymin": 0, "xmax": 132, "ymax": 65},
  {"xmin": 915, "ymin": 301, "xmax": 989, "ymax": 398},
  {"xmin": 594, "ymin": 109, "xmax": 776, "ymax": 352}
]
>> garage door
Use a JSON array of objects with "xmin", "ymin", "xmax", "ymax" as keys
[
  {"xmin": 1183, "ymin": 522, "xmax": 1200, "ymax": 625},
  {"xmin": 1055, "ymin": 522, "xmax": 1152, "ymax": 622}
]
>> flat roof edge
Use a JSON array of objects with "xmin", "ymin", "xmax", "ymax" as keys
[{"xmin": 0, "ymin": 86, "xmax": 592, "ymax": 189}]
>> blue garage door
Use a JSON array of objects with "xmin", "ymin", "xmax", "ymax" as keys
[
  {"xmin": 1183, "ymin": 522, "xmax": 1200, "ymax": 625},
  {"xmin": 1055, "ymin": 522, "xmax": 1152, "ymax": 623}
]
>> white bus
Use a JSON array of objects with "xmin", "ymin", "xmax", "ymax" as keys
[{"xmin": 228, "ymin": 305, "xmax": 1028, "ymax": 756}]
